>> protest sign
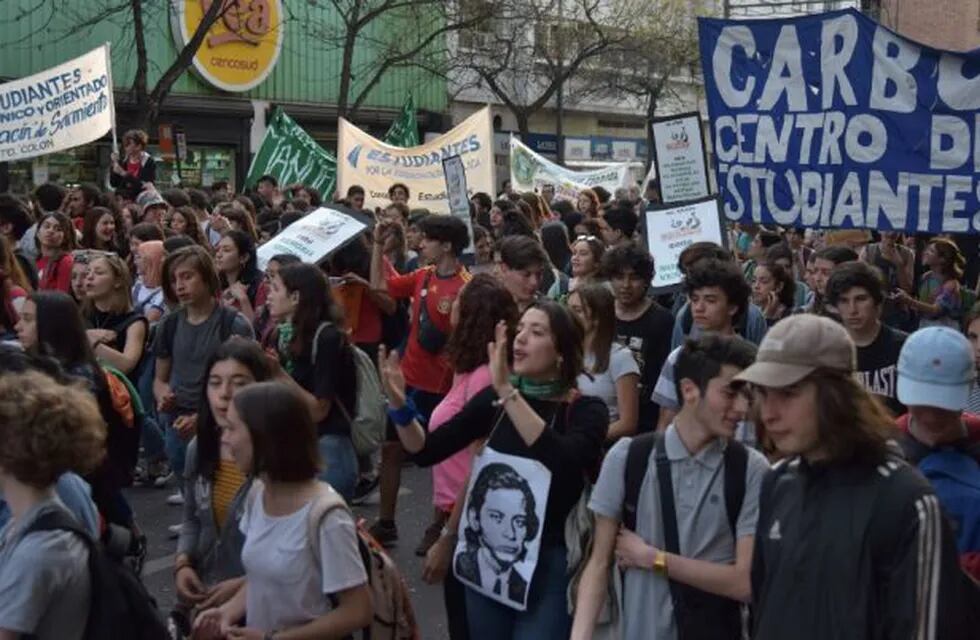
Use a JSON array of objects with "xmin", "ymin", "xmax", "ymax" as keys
[
  {"xmin": 338, "ymin": 107, "xmax": 494, "ymax": 214},
  {"xmin": 509, "ymin": 136, "xmax": 631, "ymax": 199},
  {"xmin": 443, "ymin": 155, "xmax": 474, "ymax": 253},
  {"xmin": 0, "ymin": 45, "xmax": 114, "ymax": 162},
  {"xmin": 698, "ymin": 8, "xmax": 980, "ymax": 234},
  {"xmin": 651, "ymin": 112, "xmax": 711, "ymax": 203},
  {"xmin": 245, "ymin": 109, "xmax": 336, "ymax": 195},
  {"xmin": 256, "ymin": 207, "xmax": 366, "ymax": 269},
  {"xmin": 644, "ymin": 196, "xmax": 726, "ymax": 290}
]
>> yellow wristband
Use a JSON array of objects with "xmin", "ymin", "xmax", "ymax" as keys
[{"xmin": 653, "ymin": 550, "xmax": 668, "ymax": 576}]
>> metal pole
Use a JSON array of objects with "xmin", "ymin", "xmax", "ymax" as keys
[{"xmin": 556, "ymin": 0, "xmax": 565, "ymax": 165}]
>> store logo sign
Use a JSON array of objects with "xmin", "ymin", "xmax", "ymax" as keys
[{"xmin": 172, "ymin": 0, "xmax": 284, "ymax": 93}]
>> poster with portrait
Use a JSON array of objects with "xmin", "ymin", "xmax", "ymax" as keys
[
  {"xmin": 256, "ymin": 206, "xmax": 366, "ymax": 269},
  {"xmin": 645, "ymin": 195, "xmax": 726, "ymax": 291},
  {"xmin": 453, "ymin": 447, "xmax": 552, "ymax": 611},
  {"xmin": 651, "ymin": 112, "xmax": 711, "ymax": 204},
  {"xmin": 442, "ymin": 154, "xmax": 475, "ymax": 254}
]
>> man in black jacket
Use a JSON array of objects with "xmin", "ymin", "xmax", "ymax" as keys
[{"xmin": 735, "ymin": 314, "xmax": 978, "ymax": 640}]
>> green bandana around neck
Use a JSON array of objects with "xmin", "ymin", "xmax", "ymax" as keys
[
  {"xmin": 509, "ymin": 374, "xmax": 567, "ymax": 399},
  {"xmin": 276, "ymin": 321, "xmax": 296, "ymax": 375}
]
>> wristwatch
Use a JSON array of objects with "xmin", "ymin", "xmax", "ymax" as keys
[{"xmin": 653, "ymin": 550, "xmax": 668, "ymax": 576}]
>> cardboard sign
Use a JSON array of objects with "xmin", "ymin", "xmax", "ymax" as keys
[
  {"xmin": 256, "ymin": 207, "xmax": 366, "ymax": 269},
  {"xmin": 644, "ymin": 196, "xmax": 726, "ymax": 290},
  {"xmin": 651, "ymin": 112, "xmax": 711, "ymax": 203}
]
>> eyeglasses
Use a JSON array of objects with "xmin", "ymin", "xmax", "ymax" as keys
[{"xmin": 575, "ymin": 235, "xmax": 599, "ymax": 242}]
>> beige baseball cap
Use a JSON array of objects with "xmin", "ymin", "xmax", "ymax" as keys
[{"xmin": 733, "ymin": 314, "xmax": 856, "ymax": 387}]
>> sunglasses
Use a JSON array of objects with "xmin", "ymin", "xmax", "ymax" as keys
[
  {"xmin": 575, "ymin": 235, "xmax": 601, "ymax": 244},
  {"xmin": 72, "ymin": 249, "xmax": 115, "ymax": 264}
]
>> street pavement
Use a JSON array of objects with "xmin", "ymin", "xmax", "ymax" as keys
[{"xmin": 128, "ymin": 464, "xmax": 450, "ymax": 640}]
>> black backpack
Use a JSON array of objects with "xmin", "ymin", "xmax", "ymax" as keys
[
  {"xmin": 23, "ymin": 509, "xmax": 169, "ymax": 640},
  {"xmin": 622, "ymin": 432, "xmax": 748, "ymax": 640}
]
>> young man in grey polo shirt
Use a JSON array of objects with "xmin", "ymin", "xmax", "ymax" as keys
[{"xmin": 571, "ymin": 334, "xmax": 770, "ymax": 640}]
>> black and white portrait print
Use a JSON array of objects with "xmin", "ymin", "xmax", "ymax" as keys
[{"xmin": 453, "ymin": 449, "xmax": 552, "ymax": 611}]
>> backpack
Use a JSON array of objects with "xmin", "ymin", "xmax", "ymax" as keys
[
  {"xmin": 622, "ymin": 432, "xmax": 748, "ymax": 640},
  {"xmin": 247, "ymin": 481, "xmax": 420, "ymax": 640},
  {"xmin": 101, "ymin": 365, "xmax": 146, "ymax": 478},
  {"xmin": 313, "ymin": 322, "xmax": 385, "ymax": 457},
  {"xmin": 23, "ymin": 508, "xmax": 169, "ymax": 640}
]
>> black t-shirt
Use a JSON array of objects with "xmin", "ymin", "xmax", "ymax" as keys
[
  {"xmin": 86, "ymin": 309, "xmax": 147, "ymax": 354},
  {"xmin": 290, "ymin": 323, "xmax": 358, "ymax": 437},
  {"xmin": 855, "ymin": 323, "xmax": 907, "ymax": 416},
  {"xmin": 614, "ymin": 300, "xmax": 675, "ymax": 431}
]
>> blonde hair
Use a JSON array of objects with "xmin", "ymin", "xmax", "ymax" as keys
[{"xmin": 82, "ymin": 253, "xmax": 133, "ymax": 315}]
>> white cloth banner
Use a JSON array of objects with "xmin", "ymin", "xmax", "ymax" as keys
[
  {"xmin": 338, "ymin": 107, "xmax": 495, "ymax": 214},
  {"xmin": 454, "ymin": 447, "xmax": 551, "ymax": 612},
  {"xmin": 0, "ymin": 45, "xmax": 114, "ymax": 162},
  {"xmin": 509, "ymin": 136, "xmax": 631, "ymax": 200},
  {"xmin": 645, "ymin": 196, "xmax": 726, "ymax": 289},
  {"xmin": 256, "ymin": 207, "xmax": 366, "ymax": 269}
]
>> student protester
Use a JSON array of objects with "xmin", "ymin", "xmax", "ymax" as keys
[
  {"xmin": 221, "ymin": 206, "xmax": 260, "ymax": 243},
  {"xmin": 415, "ymin": 275, "xmax": 519, "ymax": 640},
  {"xmin": 215, "ymin": 230, "xmax": 265, "ymax": 325},
  {"xmin": 193, "ymin": 382, "xmax": 372, "ymax": 639},
  {"xmin": 471, "ymin": 192, "xmax": 493, "ymax": 229},
  {"xmin": 35, "ymin": 211, "xmax": 76, "ymax": 292},
  {"xmin": 264, "ymin": 263, "xmax": 360, "ymax": 501},
  {"xmin": 654, "ymin": 258, "xmax": 752, "ymax": 432},
  {"xmin": 110, "ymin": 128, "xmax": 156, "ymax": 189},
  {"xmin": 136, "ymin": 189, "xmax": 170, "ymax": 226},
  {"xmin": 153, "ymin": 246, "xmax": 254, "ymax": 527},
  {"xmin": 826, "ymin": 262, "xmax": 907, "ymax": 415},
  {"xmin": 0, "ymin": 369, "xmax": 106, "ymax": 640},
  {"xmin": 519, "ymin": 192, "xmax": 552, "ymax": 229},
  {"xmin": 253, "ymin": 253, "xmax": 302, "ymax": 347},
  {"xmin": 82, "ymin": 253, "xmax": 148, "ymax": 376},
  {"xmin": 751, "ymin": 261, "xmax": 796, "ymax": 325},
  {"xmin": 128, "ymin": 220, "xmax": 165, "ymax": 262},
  {"xmin": 736, "ymin": 314, "xmax": 978, "ymax": 639},
  {"xmin": 132, "ymin": 239, "xmax": 167, "ymax": 322},
  {"xmin": 576, "ymin": 188, "xmax": 601, "ymax": 218},
  {"xmin": 806, "ymin": 244, "xmax": 858, "ymax": 316},
  {"xmin": 597, "ymin": 204, "xmax": 638, "ymax": 248},
  {"xmin": 488, "ymin": 199, "xmax": 517, "ymax": 239},
  {"xmin": 80, "ymin": 206, "xmax": 127, "ymax": 257},
  {"xmin": 469, "ymin": 225, "xmax": 495, "ymax": 275},
  {"xmin": 389, "ymin": 182, "xmax": 411, "ymax": 206},
  {"xmin": 61, "ymin": 183, "xmax": 102, "ymax": 230},
  {"xmin": 167, "ymin": 206, "xmax": 207, "ymax": 247},
  {"xmin": 603, "ymin": 244, "xmax": 674, "ymax": 432},
  {"xmin": 328, "ymin": 238, "xmax": 398, "ymax": 363},
  {"xmin": 740, "ymin": 228, "xmax": 781, "ymax": 282},
  {"xmin": 171, "ymin": 338, "xmax": 273, "ymax": 634},
  {"xmin": 0, "ymin": 233, "xmax": 30, "ymax": 308},
  {"xmin": 497, "ymin": 235, "xmax": 547, "ymax": 312},
  {"xmin": 763, "ymin": 243, "xmax": 812, "ymax": 310},
  {"xmin": 572, "ymin": 334, "xmax": 767, "ymax": 640},
  {"xmin": 346, "ymin": 185, "xmax": 366, "ymax": 211},
  {"xmin": 255, "ymin": 174, "xmax": 284, "ymax": 211},
  {"xmin": 895, "ymin": 237, "xmax": 966, "ymax": 329},
  {"xmin": 568, "ymin": 283, "xmax": 640, "ymax": 441},
  {"xmin": 368, "ymin": 214, "xmax": 472, "ymax": 545},
  {"xmin": 569, "ymin": 234, "xmax": 605, "ymax": 292},
  {"xmin": 69, "ymin": 252, "xmax": 90, "ymax": 306},
  {"xmin": 540, "ymin": 220, "xmax": 572, "ymax": 275},
  {"xmin": 0, "ymin": 194, "xmax": 40, "ymax": 283},
  {"xmin": 895, "ymin": 326, "xmax": 980, "ymax": 580},
  {"xmin": 380, "ymin": 300, "xmax": 609, "ymax": 639},
  {"xmin": 860, "ymin": 230, "xmax": 915, "ymax": 329}
]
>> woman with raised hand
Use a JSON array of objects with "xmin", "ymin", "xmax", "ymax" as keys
[{"xmin": 215, "ymin": 230, "xmax": 265, "ymax": 325}]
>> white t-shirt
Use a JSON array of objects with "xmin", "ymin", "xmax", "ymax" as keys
[
  {"xmin": 577, "ymin": 344, "xmax": 640, "ymax": 421},
  {"xmin": 239, "ymin": 485, "xmax": 367, "ymax": 633}
]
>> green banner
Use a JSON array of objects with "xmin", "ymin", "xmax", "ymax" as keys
[
  {"xmin": 245, "ymin": 108, "xmax": 337, "ymax": 195},
  {"xmin": 246, "ymin": 96, "xmax": 417, "ymax": 196},
  {"xmin": 383, "ymin": 93, "xmax": 419, "ymax": 147}
]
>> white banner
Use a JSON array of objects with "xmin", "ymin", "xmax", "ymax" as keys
[
  {"xmin": 651, "ymin": 112, "xmax": 710, "ymax": 204},
  {"xmin": 509, "ymin": 136, "xmax": 630, "ymax": 200},
  {"xmin": 338, "ymin": 107, "xmax": 495, "ymax": 214},
  {"xmin": 645, "ymin": 196, "xmax": 725, "ymax": 289},
  {"xmin": 0, "ymin": 45, "xmax": 115, "ymax": 162},
  {"xmin": 256, "ymin": 207, "xmax": 366, "ymax": 269}
]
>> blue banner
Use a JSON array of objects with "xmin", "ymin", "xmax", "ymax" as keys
[{"xmin": 698, "ymin": 9, "xmax": 980, "ymax": 234}]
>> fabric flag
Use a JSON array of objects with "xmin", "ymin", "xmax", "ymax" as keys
[
  {"xmin": 245, "ymin": 108, "xmax": 336, "ymax": 195},
  {"xmin": 383, "ymin": 94, "xmax": 420, "ymax": 147}
]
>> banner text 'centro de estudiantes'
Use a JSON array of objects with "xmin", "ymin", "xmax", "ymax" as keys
[{"xmin": 698, "ymin": 9, "xmax": 980, "ymax": 234}]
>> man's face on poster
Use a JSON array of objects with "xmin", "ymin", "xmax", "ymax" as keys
[{"xmin": 474, "ymin": 487, "xmax": 530, "ymax": 567}]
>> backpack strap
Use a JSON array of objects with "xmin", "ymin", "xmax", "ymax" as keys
[
  {"xmin": 310, "ymin": 321, "xmax": 330, "ymax": 364},
  {"xmin": 722, "ymin": 440, "xmax": 748, "ymax": 538},
  {"xmin": 23, "ymin": 508, "xmax": 93, "ymax": 544},
  {"xmin": 306, "ymin": 482, "xmax": 352, "ymax": 568},
  {"xmin": 158, "ymin": 309, "xmax": 180, "ymax": 358},
  {"xmin": 622, "ymin": 432, "xmax": 657, "ymax": 532}
]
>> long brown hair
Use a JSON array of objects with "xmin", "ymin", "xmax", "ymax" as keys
[
  {"xmin": 809, "ymin": 368, "xmax": 893, "ymax": 465},
  {"xmin": 445, "ymin": 274, "xmax": 519, "ymax": 374},
  {"xmin": 570, "ymin": 283, "xmax": 616, "ymax": 374},
  {"xmin": 928, "ymin": 237, "xmax": 965, "ymax": 281}
]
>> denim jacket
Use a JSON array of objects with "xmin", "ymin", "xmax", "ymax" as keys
[{"xmin": 177, "ymin": 438, "xmax": 250, "ymax": 584}]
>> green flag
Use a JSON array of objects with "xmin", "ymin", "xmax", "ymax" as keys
[
  {"xmin": 246, "ymin": 108, "xmax": 337, "ymax": 196},
  {"xmin": 383, "ymin": 94, "xmax": 419, "ymax": 147}
]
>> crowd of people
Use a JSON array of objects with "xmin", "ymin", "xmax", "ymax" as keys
[{"xmin": 0, "ymin": 127, "xmax": 977, "ymax": 640}]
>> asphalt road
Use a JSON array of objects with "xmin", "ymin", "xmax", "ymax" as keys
[{"xmin": 128, "ymin": 464, "xmax": 451, "ymax": 639}]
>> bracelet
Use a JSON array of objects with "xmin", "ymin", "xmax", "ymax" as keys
[
  {"xmin": 492, "ymin": 387, "xmax": 520, "ymax": 407},
  {"xmin": 387, "ymin": 398, "xmax": 418, "ymax": 426}
]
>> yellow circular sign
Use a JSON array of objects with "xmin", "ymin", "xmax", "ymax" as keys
[{"xmin": 173, "ymin": 0, "xmax": 284, "ymax": 93}]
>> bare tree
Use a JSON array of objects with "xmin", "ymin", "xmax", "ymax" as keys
[{"xmin": 450, "ymin": 0, "xmax": 641, "ymax": 139}]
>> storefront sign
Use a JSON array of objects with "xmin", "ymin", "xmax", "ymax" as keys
[
  {"xmin": 645, "ymin": 196, "xmax": 726, "ymax": 290},
  {"xmin": 172, "ymin": 0, "xmax": 284, "ymax": 92},
  {"xmin": 510, "ymin": 136, "xmax": 631, "ymax": 200},
  {"xmin": 0, "ymin": 45, "xmax": 114, "ymax": 162},
  {"xmin": 246, "ymin": 108, "xmax": 336, "ymax": 195},
  {"xmin": 699, "ymin": 8, "xmax": 980, "ymax": 233},
  {"xmin": 256, "ymin": 206, "xmax": 366, "ymax": 269},
  {"xmin": 338, "ymin": 107, "xmax": 495, "ymax": 213},
  {"xmin": 652, "ymin": 112, "xmax": 711, "ymax": 203}
]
